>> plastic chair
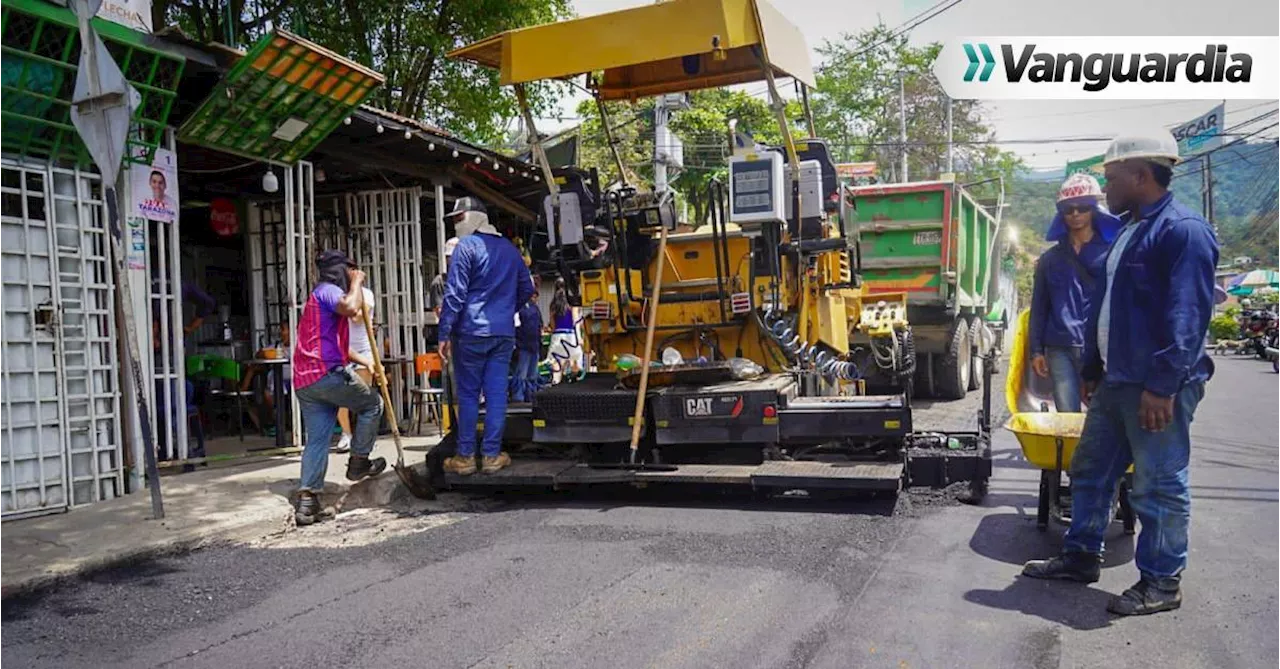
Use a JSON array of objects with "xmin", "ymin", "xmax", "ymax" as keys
[
  {"xmin": 411, "ymin": 353, "xmax": 446, "ymax": 435},
  {"xmin": 205, "ymin": 358, "xmax": 252, "ymax": 441}
]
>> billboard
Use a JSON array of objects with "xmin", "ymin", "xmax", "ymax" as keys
[
  {"xmin": 1064, "ymin": 154, "xmax": 1106, "ymax": 187},
  {"xmin": 836, "ymin": 162, "xmax": 879, "ymax": 179},
  {"xmin": 1171, "ymin": 103, "xmax": 1225, "ymax": 156}
]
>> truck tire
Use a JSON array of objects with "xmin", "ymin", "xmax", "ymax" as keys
[
  {"xmin": 937, "ymin": 318, "xmax": 971, "ymax": 401},
  {"xmin": 968, "ymin": 317, "xmax": 985, "ymax": 391}
]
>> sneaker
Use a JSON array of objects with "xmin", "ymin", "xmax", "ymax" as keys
[
  {"xmin": 345, "ymin": 455, "xmax": 387, "ymax": 481},
  {"xmin": 295, "ymin": 492, "xmax": 320, "ymax": 526},
  {"xmin": 443, "ymin": 455, "xmax": 477, "ymax": 476},
  {"xmin": 1107, "ymin": 578, "xmax": 1182, "ymax": 616},
  {"xmin": 1021, "ymin": 551, "xmax": 1102, "ymax": 583},
  {"xmin": 332, "ymin": 434, "xmax": 352, "ymax": 454},
  {"xmin": 481, "ymin": 452, "xmax": 512, "ymax": 474}
]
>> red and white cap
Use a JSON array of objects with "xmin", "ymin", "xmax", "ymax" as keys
[{"xmin": 1057, "ymin": 173, "xmax": 1103, "ymax": 203}]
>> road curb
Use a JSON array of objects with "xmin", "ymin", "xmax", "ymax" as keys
[{"xmin": 0, "ymin": 503, "xmax": 293, "ymax": 602}]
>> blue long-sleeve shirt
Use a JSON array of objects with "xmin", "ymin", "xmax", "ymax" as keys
[
  {"xmin": 437, "ymin": 233, "xmax": 533, "ymax": 343},
  {"xmin": 1082, "ymin": 193, "xmax": 1219, "ymax": 397},
  {"xmin": 1028, "ymin": 235, "xmax": 1110, "ymax": 354},
  {"xmin": 516, "ymin": 301, "xmax": 542, "ymax": 353}
]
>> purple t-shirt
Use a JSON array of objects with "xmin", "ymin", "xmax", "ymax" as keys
[{"xmin": 292, "ymin": 283, "xmax": 349, "ymax": 389}]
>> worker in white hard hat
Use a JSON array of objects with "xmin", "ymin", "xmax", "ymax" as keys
[
  {"xmin": 1024, "ymin": 129, "xmax": 1220, "ymax": 617},
  {"xmin": 1028, "ymin": 173, "xmax": 1122, "ymax": 412}
]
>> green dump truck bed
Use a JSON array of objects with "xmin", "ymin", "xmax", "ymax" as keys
[{"xmin": 847, "ymin": 180, "xmax": 1000, "ymax": 320}]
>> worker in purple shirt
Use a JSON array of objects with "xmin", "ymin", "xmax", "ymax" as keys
[
  {"xmin": 1028, "ymin": 173, "xmax": 1121, "ymax": 412},
  {"xmin": 1024, "ymin": 130, "xmax": 1218, "ymax": 617},
  {"xmin": 437, "ymin": 197, "xmax": 534, "ymax": 476}
]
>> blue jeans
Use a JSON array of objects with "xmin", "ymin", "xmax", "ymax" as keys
[
  {"xmin": 511, "ymin": 347, "xmax": 540, "ymax": 402},
  {"xmin": 455, "ymin": 336, "xmax": 515, "ymax": 458},
  {"xmin": 294, "ymin": 367, "xmax": 382, "ymax": 491},
  {"xmin": 1064, "ymin": 381, "xmax": 1205, "ymax": 580},
  {"xmin": 1045, "ymin": 346, "xmax": 1082, "ymax": 412}
]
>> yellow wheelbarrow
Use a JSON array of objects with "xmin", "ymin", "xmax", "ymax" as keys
[{"xmin": 1003, "ymin": 310, "xmax": 1136, "ymax": 532}]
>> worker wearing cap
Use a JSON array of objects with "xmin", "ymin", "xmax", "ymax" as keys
[
  {"xmin": 437, "ymin": 197, "xmax": 534, "ymax": 476},
  {"xmin": 1024, "ymin": 130, "xmax": 1219, "ymax": 617},
  {"xmin": 1028, "ymin": 173, "xmax": 1122, "ymax": 412},
  {"xmin": 290, "ymin": 250, "xmax": 387, "ymax": 525}
]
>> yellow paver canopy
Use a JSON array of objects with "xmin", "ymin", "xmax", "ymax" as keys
[{"xmin": 447, "ymin": 0, "xmax": 814, "ymax": 100}]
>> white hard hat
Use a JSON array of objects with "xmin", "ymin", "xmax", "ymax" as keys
[
  {"xmin": 1057, "ymin": 173, "xmax": 1103, "ymax": 203},
  {"xmin": 1103, "ymin": 130, "xmax": 1180, "ymax": 167},
  {"xmin": 443, "ymin": 237, "xmax": 459, "ymax": 257}
]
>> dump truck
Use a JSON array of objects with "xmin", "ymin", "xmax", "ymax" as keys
[
  {"xmin": 845, "ymin": 179, "xmax": 1012, "ymax": 400},
  {"xmin": 428, "ymin": 0, "xmax": 991, "ymax": 503}
]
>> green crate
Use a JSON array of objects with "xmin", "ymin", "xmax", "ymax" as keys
[{"xmin": 0, "ymin": 0, "xmax": 184, "ymax": 166}]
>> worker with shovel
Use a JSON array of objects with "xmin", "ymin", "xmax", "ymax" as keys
[
  {"xmin": 437, "ymin": 197, "xmax": 534, "ymax": 476},
  {"xmin": 291, "ymin": 250, "xmax": 387, "ymax": 525}
]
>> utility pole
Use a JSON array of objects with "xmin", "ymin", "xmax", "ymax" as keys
[
  {"xmin": 946, "ymin": 94, "xmax": 954, "ymax": 174},
  {"xmin": 898, "ymin": 71, "xmax": 908, "ymax": 183},
  {"xmin": 1203, "ymin": 153, "xmax": 1215, "ymax": 226}
]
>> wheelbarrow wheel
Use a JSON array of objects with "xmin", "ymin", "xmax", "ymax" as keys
[
  {"xmin": 1036, "ymin": 470, "xmax": 1053, "ymax": 531},
  {"xmin": 1119, "ymin": 473, "xmax": 1137, "ymax": 535}
]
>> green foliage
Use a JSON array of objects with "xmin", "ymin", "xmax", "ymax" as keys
[
  {"xmin": 154, "ymin": 0, "xmax": 572, "ymax": 145},
  {"xmin": 1209, "ymin": 313, "xmax": 1240, "ymax": 342},
  {"xmin": 810, "ymin": 26, "xmax": 1024, "ymax": 195}
]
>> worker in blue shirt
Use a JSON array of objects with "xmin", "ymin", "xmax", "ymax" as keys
[
  {"xmin": 1028, "ymin": 173, "xmax": 1121, "ymax": 411},
  {"xmin": 1024, "ymin": 130, "xmax": 1219, "ymax": 617},
  {"xmin": 511, "ymin": 282, "xmax": 544, "ymax": 402},
  {"xmin": 437, "ymin": 197, "xmax": 534, "ymax": 476}
]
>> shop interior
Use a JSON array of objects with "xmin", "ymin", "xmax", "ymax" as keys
[{"xmin": 155, "ymin": 107, "xmax": 549, "ymax": 466}]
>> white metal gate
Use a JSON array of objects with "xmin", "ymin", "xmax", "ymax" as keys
[
  {"xmin": 346, "ymin": 188, "xmax": 427, "ymax": 422},
  {"xmin": 1, "ymin": 157, "xmax": 123, "ymax": 518}
]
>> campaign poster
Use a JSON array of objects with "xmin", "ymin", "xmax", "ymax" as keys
[{"xmin": 131, "ymin": 147, "xmax": 178, "ymax": 223}]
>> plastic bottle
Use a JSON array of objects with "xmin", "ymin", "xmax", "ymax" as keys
[
  {"xmin": 615, "ymin": 354, "xmax": 641, "ymax": 372},
  {"xmin": 661, "ymin": 347, "xmax": 684, "ymax": 366}
]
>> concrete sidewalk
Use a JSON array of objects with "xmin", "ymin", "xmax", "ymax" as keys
[{"xmin": 1, "ymin": 434, "xmax": 441, "ymax": 599}]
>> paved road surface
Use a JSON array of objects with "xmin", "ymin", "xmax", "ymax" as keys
[{"xmin": 3, "ymin": 357, "xmax": 1276, "ymax": 668}]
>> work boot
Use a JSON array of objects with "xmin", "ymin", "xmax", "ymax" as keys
[
  {"xmin": 443, "ymin": 455, "xmax": 477, "ymax": 476},
  {"xmin": 1107, "ymin": 578, "xmax": 1182, "ymax": 616},
  {"xmin": 295, "ymin": 492, "xmax": 320, "ymax": 526},
  {"xmin": 481, "ymin": 452, "xmax": 512, "ymax": 474},
  {"xmin": 1021, "ymin": 551, "xmax": 1102, "ymax": 583},
  {"xmin": 345, "ymin": 455, "xmax": 387, "ymax": 481}
]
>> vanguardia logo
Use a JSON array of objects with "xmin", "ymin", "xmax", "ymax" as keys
[
  {"xmin": 962, "ymin": 43, "xmax": 995, "ymax": 82},
  {"xmin": 966, "ymin": 43, "xmax": 1252, "ymax": 91}
]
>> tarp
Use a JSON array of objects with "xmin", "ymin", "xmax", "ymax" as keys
[{"xmin": 447, "ymin": 0, "xmax": 814, "ymax": 100}]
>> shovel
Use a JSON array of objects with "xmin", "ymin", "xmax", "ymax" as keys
[{"xmin": 360, "ymin": 305, "xmax": 435, "ymax": 499}]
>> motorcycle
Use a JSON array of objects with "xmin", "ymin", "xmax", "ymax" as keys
[{"xmin": 1240, "ymin": 310, "xmax": 1276, "ymax": 360}]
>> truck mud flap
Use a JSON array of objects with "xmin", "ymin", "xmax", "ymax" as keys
[{"xmin": 778, "ymin": 395, "xmax": 912, "ymax": 443}]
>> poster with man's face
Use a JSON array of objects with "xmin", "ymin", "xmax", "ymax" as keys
[{"xmin": 131, "ymin": 147, "xmax": 178, "ymax": 223}]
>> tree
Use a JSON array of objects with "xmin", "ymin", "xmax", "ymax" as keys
[
  {"xmin": 153, "ymin": 0, "xmax": 572, "ymax": 145},
  {"xmin": 811, "ymin": 26, "xmax": 1023, "ymax": 195}
]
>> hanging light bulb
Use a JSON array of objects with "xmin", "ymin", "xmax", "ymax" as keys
[
  {"xmin": 474, "ymin": 156, "xmax": 481, "ymax": 164},
  {"xmin": 493, "ymin": 162, "xmax": 501, "ymax": 170},
  {"xmin": 508, "ymin": 167, "xmax": 515, "ymax": 174},
  {"xmin": 376, "ymin": 124, "xmax": 385, "ymax": 134},
  {"xmin": 404, "ymin": 130, "xmax": 412, "ymax": 139},
  {"xmin": 343, "ymin": 117, "xmax": 352, "ymax": 125},
  {"xmin": 452, "ymin": 150, "xmax": 459, "ymax": 158},
  {"xmin": 521, "ymin": 172, "xmax": 529, "ymax": 178},
  {"xmin": 262, "ymin": 169, "xmax": 279, "ymax": 193},
  {"xmin": 428, "ymin": 143, "xmax": 436, "ymax": 151}
]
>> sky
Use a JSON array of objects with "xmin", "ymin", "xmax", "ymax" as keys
[{"xmin": 544, "ymin": 0, "xmax": 1280, "ymax": 173}]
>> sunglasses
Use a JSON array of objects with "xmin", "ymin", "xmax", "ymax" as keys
[{"xmin": 1059, "ymin": 204, "xmax": 1092, "ymax": 215}]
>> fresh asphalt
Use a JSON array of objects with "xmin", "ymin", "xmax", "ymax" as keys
[{"xmin": 2, "ymin": 356, "xmax": 1276, "ymax": 669}]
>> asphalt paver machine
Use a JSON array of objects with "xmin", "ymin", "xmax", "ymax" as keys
[{"xmin": 434, "ymin": 0, "xmax": 991, "ymax": 502}]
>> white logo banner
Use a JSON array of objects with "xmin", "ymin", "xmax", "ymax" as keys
[{"xmin": 933, "ymin": 37, "xmax": 1279, "ymax": 100}]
